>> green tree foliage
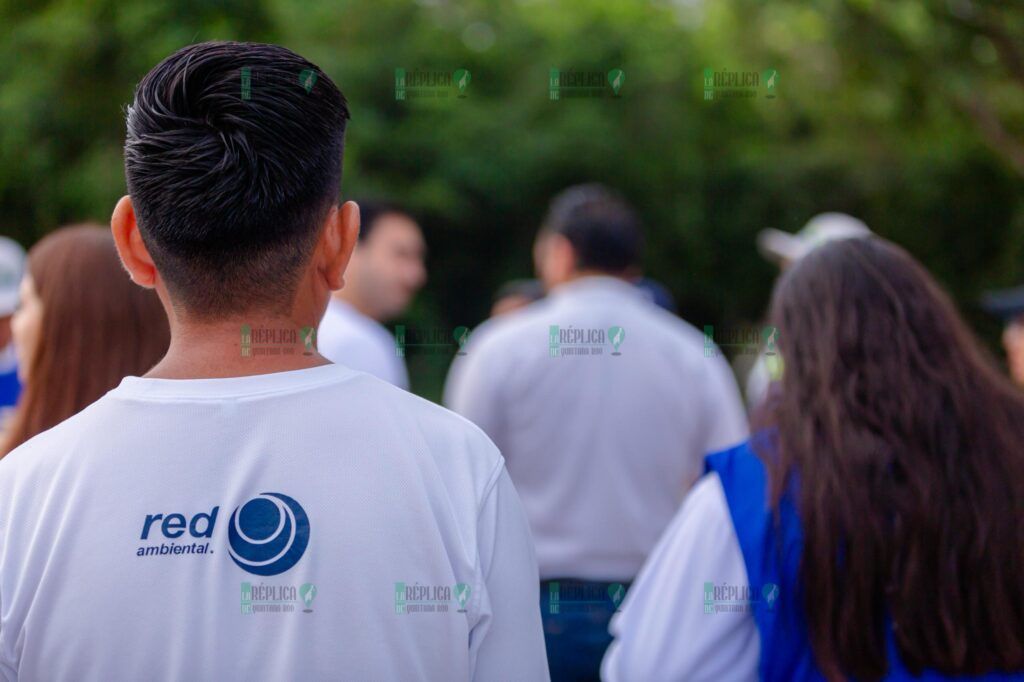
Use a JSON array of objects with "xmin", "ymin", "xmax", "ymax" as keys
[{"xmin": 1, "ymin": 0, "xmax": 1021, "ymax": 397}]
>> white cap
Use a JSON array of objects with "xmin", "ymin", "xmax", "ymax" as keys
[
  {"xmin": 0, "ymin": 237, "xmax": 26, "ymax": 316},
  {"xmin": 757, "ymin": 213, "xmax": 872, "ymax": 265}
]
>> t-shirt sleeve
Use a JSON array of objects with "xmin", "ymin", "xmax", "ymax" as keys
[
  {"xmin": 468, "ymin": 465, "xmax": 549, "ymax": 681},
  {"xmin": 601, "ymin": 473, "xmax": 759, "ymax": 682},
  {"xmin": 443, "ymin": 338, "xmax": 506, "ymax": 449}
]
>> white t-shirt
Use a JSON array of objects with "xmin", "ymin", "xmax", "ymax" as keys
[
  {"xmin": 601, "ymin": 472, "xmax": 759, "ymax": 681},
  {"xmin": 318, "ymin": 298, "xmax": 409, "ymax": 389},
  {"xmin": 0, "ymin": 364, "xmax": 548, "ymax": 681},
  {"xmin": 444, "ymin": 276, "xmax": 748, "ymax": 581}
]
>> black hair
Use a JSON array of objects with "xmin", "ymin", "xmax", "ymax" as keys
[
  {"xmin": 493, "ymin": 279, "xmax": 545, "ymax": 304},
  {"xmin": 541, "ymin": 184, "xmax": 643, "ymax": 273},
  {"xmin": 124, "ymin": 41, "xmax": 350, "ymax": 317},
  {"xmin": 354, "ymin": 199, "xmax": 412, "ymax": 242}
]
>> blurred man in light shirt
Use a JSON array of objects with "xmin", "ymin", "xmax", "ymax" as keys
[
  {"xmin": 445, "ymin": 184, "xmax": 748, "ymax": 680},
  {"xmin": 318, "ymin": 200, "xmax": 426, "ymax": 389}
]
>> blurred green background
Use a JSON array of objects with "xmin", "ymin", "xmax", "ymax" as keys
[{"xmin": 2, "ymin": 0, "xmax": 1023, "ymax": 400}]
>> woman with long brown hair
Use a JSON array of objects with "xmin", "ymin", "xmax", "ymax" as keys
[
  {"xmin": 1, "ymin": 224, "xmax": 169, "ymax": 455},
  {"xmin": 603, "ymin": 237, "xmax": 1024, "ymax": 681}
]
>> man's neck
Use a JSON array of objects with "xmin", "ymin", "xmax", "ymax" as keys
[
  {"xmin": 550, "ymin": 270, "xmax": 630, "ymax": 290},
  {"xmin": 146, "ymin": 313, "xmax": 329, "ymax": 380}
]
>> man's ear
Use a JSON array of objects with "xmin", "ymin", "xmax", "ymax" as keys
[
  {"xmin": 322, "ymin": 200, "xmax": 360, "ymax": 291},
  {"xmin": 111, "ymin": 195, "xmax": 158, "ymax": 288}
]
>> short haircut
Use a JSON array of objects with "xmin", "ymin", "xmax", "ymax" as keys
[
  {"xmin": 124, "ymin": 41, "xmax": 350, "ymax": 317},
  {"xmin": 354, "ymin": 199, "xmax": 412, "ymax": 243},
  {"xmin": 493, "ymin": 279, "xmax": 545, "ymax": 305},
  {"xmin": 541, "ymin": 184, "xmax": 643, "ymax": 273}
]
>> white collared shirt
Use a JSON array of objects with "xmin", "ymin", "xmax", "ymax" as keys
[
  {"xmin": 444, "ymin": 276, "xmax": 748, "ymax": 581},
  {"xmin": 318, "ymin": 298, "xmax": 409, "ymax": 389}
]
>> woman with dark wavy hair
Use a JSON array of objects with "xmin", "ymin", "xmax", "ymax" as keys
[{"xmin": 602, "ymin": 237, "xmax": 1024, "ymax": 681}]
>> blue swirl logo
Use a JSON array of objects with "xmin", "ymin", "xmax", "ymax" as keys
[{"xmin": 228, "ymin": 492, "xmax": 310, "ymax": 576}]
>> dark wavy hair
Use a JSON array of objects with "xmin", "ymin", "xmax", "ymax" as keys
[
  {"xmin": 759, "ymin": 237, "xmax": 1024, "ymax": 679},
  {"xmin": 124, "ymin": 41, "xmax": 349, "ymax": 318}
]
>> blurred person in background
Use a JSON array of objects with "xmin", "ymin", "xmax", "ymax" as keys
[
  {"xmin": 745, "ymin": 212, "xmax": 872, "ymax": 411},
  {"xmin": 317, "ymin": 200, "xmax": 426, "ymax": 389},
  {"xmin": 980, "ymin": 284, "xmax": 1024, "ymax": 386},
  {"xmin": 0, "ymin": 237, "xmax": 26, "ymax": 427},
  {"xmin": 603, "ymin": 237, "xmax": 1024, "ymax": 681},
  {"xmin": 632, "ymin": 276, "xmax": 677, "ymax": 313},
  {"xmin": 490, "ymin": 278, "xmax": 544, "ymax": 317},
  {"xmin": 445, "ymin": 184, "xmax": 748, "ymax": 681},
  {"xmin": 0, "ymin": 225, "xmax": 168, "ymax": 455}
]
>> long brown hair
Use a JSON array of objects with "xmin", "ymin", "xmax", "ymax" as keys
[
  {"xmin": 759, "ymin": 237, "xmax": 1024, "ymax": 679},
  {"xmin": 1, "ymin": 225, "xmax": 169, "ymax": 455}
]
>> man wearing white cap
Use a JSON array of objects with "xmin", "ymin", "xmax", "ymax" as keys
[
  {"xmin": 0, "ymin": 237, "xmax": 26, "ymax": 424},
  {"xmin": 747, "ymin": 213, "xmax": 872, "ymax": 410}
]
